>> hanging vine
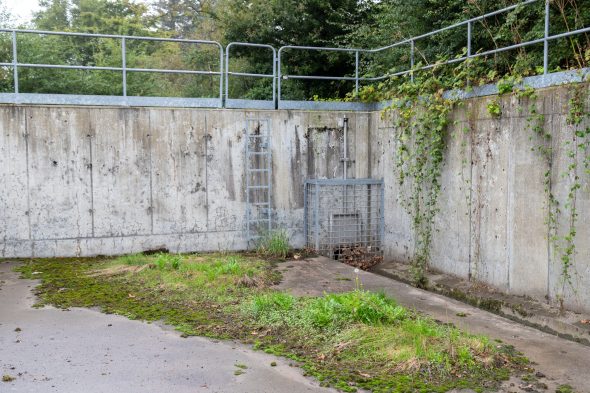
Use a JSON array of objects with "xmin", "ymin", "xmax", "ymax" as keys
[
  {"xmin": 556, "ymin": 84, "xmax": 590, "ymax": 296},
  {"xmin": 357, "ymin": 49, "xmax": 589, "ymax": 294}
]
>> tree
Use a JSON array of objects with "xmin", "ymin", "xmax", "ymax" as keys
[
  {"xmin": 218, "ymin": 0, "xmax": 373, "ymax": 99},
  {"xmin": 0, "ymin": 3, "xmax": 14, "ymax": 92},
  {"xmin": 150, "ymin": 0, "xmax": 217, "ymax": 37}
]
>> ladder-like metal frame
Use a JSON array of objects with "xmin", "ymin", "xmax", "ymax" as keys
[{"xmin": 245, "ymin": 119, "xmax": 272, "ymax": 246}]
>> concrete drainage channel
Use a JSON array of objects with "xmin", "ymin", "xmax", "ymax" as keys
[{"xmin": 370, "ymin": 261, "xmax": 590, "ymax": 347}]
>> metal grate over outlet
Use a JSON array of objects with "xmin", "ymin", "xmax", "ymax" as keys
[{"xmin": 304, "ymin": 178, "xmax": 384, "ymax": 269}]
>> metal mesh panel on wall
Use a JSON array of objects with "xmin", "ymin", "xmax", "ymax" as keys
[{"xmin": 304, "ymin": 179, "xmax": 384, "ymax": 269}]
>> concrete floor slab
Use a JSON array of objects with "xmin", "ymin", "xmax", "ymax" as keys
[
  {"xmin": 275, "ymin": 257, "xmax": 590, "ymax": 393},
  {"xmin": 0, "ymin": 261, "xmax": 336, "ymax": 393}
]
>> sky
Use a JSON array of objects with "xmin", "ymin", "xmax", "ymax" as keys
[{"xmin": 2, "ymin": 0, "xmax": 40, "ymax": 24}]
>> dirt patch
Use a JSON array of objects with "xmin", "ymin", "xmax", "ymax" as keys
[{"xmin": 88, "ymin": 265, "xmax": 152, "ymax": 277}]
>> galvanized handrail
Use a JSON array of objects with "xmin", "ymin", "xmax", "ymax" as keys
[
  {"xmin": 1, "ymin": 0, "xmax": 590, "ymax": 109},
  {"xmin": 225, "ymin": 42, "xmax": 276, "ymax": 103},
  {"xmin": 0, "ymin": 28, "xmax": 224, "ymax": 105},
  {"xmin": 276, "ymin": 0, "xmax": 590, "ymax": 105}
]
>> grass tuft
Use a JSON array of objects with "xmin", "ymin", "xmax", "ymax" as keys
[{"xmin": 256, "ymin": 230, "xmax": 290, "ymax": 259}]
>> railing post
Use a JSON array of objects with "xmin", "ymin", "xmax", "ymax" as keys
[
  {"xmin": 225, "ymin": 43, "xmax": 230, "ymax": 105},
  {"xmin": 544, "ymin": 0, "xmax": 549, "ymax": 75},
  {"xmin": 355, "ymin": 50, "xmax": 359, "ymax": 98},
  {"xmin": 277, "ymin": 49, "xmax": 282, "ymax": 109},
  {"xmin": 12, "ymin": 31, "xmax": 18, "ymax": 94},
  {"xmin": 121, "ymin": 37, "xmax": 127, "ymax": 97},
  {"xmin": 410, "ymin": 40, "xmax": 415, "ymax": 82},
  {"xmin": 467, "ymin": 21, "xmax": 472, "ymax": 87},
  {"xmin": 272, "ymin": 47, "xmax": 277, "ymax": 109},
  {"xmin": 467, "ymin": 21, "xmax": 472, "ymax": 58},
  {"xmin": 219, "ymin": 45, "xmax": 224, "ymax": 108}
]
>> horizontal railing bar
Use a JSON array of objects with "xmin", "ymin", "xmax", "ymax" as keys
[
  {"xmin": 127, "ymin": 67, "xmax": 220, "ymax": 75},
  {"xmin": 0, "ymin": 62, "xmax": 220, "ymax": 75},
  {"xmin": 0, "ymin": 28, "xmax": 222, "ymax": 46},
  {"xmin": 547, "ymin": 25, "xmax": 590, "ymax": 42},
  {"xmin": 280, "ymin": 45, "xmax": 364, "ymax": 53},
  {"xmin": 283, "ymin": 75, "xmax": 358, "ymax": 81},
  {"xmin": 0, "ymin": 63, "xmax": 121, "ymax": 71},
  {"xmin": 227, "ymin": 42, "xmax": 276, "ymax": 50},
  {"xmin": 228, "ymin": 71, "xmax": 274, "ymax": 78},
  {"xmin": 369, "ymin": 0, "xmax": 538, "ymax": 53}
]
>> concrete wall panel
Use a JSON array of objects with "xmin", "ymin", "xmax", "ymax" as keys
[
  {"xmin": 91, "ymin": 109, "xmax": 152, "ymax": 237},
  {"xmin": 27, "ymin": 107, "xmax": 93, "ymax": 240},
  {"xmin": 149, "ymin": 109, "xmax": 208, "ymax": 234},
  {"xmin": 0, "ymin": 107, "xmax": 28, "ymax": 243}
]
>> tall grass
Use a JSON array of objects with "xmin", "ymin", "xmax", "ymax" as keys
[
  {"xmin": 256, "ymin": 230, "xmax": 290, "ymax": 259},
  {"xmin": 243, "ymin": 289, "xmax": 496, "ymax": 374}
]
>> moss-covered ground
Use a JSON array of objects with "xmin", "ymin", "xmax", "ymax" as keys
[{"xmin": 14, "ymin": 254, "xmax": 529, "ymax": 392}]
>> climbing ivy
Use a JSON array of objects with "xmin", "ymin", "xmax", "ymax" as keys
[
  {"xmin": 358, "ymin": 53, "xmax": 589, "ymax": 294},
  {"xmin": 385, "ymin": 70, "xmax": 452, "ymax": 286},
  {"xmin": 557, "ymin": 83, "xmax": 590, "ymax": 296}
]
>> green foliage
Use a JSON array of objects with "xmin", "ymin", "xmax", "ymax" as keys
[
  {"xmin": 256, "ymin": 230, "xmax": 291, "ymax": 260},
  {"xmin": 556, "ymin": 384, "xmax": 575, "ymax": 393},
  {"xmin": 304, "ymin": 290, "xmax": 407, "ymax": 328},
  {"xmin": 381, "ymin": 63, "xmax": 461, "ymax": 286},
  {"xmin": 3, "ymin": 0, "xmax": 590, "ymax": 100},
  {"xmin": 217, "ymin": 0, "xmax": 371, "ymax": 100},
  {"xmin": 554, "ymin": 84, "xmax": 590, "ymax": 295},
  {"xmin": 119, "ymin": 253, "xmax": 146, "ymax": 266},
  {"xmin": 353, "ymin": 0, "xmax": 589, "ymax": 86},
  {"xmin": 486, "ymin": 99, "xmax": 502, "ymax": 117},
  {"xmin": 154, "ymin": 253, "xmax": 183, "ymax": 271}
]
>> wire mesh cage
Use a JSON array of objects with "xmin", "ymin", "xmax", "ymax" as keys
[{"xmin": 304, "ymin": 179, "xmax": 385, "ymax": 269}]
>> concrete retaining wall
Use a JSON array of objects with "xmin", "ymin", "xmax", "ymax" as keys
[
  {"xmin": 1, "ymin": 82, "xmax": 589, "ymax": 312},
  {"xmin": 0, "ymin": 106, "xmax": 368, "ymax": 258},
  {"xmin": 368, "ymin": 84, "xmax": 590, "ymax": 313}
]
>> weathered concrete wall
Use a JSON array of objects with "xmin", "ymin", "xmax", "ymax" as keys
[
  {"xmin": 1, "ymin": 82, "xmax": 589, "ymax": 313},
  {"xmin": 369, "ymin": 84, "xmax": 590, "ymax": 313},
  {"xmin": 0, "ymin": 106, "xmax": 365, "ymax": 258}
]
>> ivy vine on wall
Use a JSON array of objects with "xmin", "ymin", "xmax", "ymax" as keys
[{"xmin": 363, "ymin": 57, "xmax": 589, "ymax": 296}]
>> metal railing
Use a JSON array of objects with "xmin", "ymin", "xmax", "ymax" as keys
[
  {"xmin": 225, "ymin": 42, "xmax": 276, "ymax": 109},
  {"xmin": 0, "ymin": 28, "xmax": 224, "ymax": 107},
  {"xmin": 277, "ymin": 0, "xmax": 590, "ymax": 106},
  {"xmin": 1, "ymin": 0, "xmax": 589, "ymax": 109}
]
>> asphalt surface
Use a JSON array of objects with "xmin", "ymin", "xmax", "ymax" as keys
[{"xmin": 0, "ymin": 261, "xmax": 336, "ymax": 393}]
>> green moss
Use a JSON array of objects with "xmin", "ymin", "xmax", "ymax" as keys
[
  {"xmin": 477, "ymin": 298, "xmax": 503, "ymax": 314},
  {"xmin": 14, "ymin": 255, "xmax": 527, "ymax": 393},
  {"xmin": 556, "ymin": 384, "xmax": 576, "ymax": 393}
]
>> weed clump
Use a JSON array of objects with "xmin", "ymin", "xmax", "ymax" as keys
[{"xmin": 256, "ymin": 230, "xmax": 290, "ymax": 259}]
